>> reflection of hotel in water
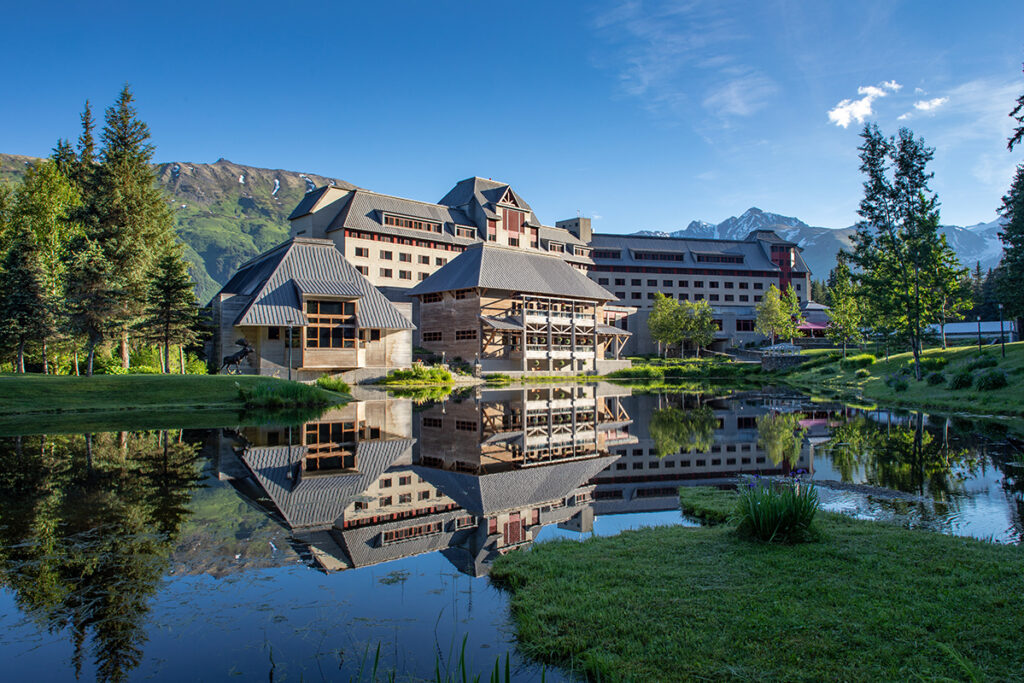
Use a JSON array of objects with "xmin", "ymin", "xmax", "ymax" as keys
[
  {"xmin": 218, "ymin": 385, "xmax": 635, "ymax": 576},
  {"xmin": 218, "ymin": 388, "xmax": 839, "ymax": 575},
  {"xmin": 590, "ymin": 392, "xmax": 826, "ymax": 515}
]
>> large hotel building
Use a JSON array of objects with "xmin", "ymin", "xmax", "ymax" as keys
[{"xmin": 284, "ymin": 176, "xmax": 811, "ymax": 355}]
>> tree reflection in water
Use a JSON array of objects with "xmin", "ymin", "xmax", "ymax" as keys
[
  {"xmin": 649, "ymin": 405, "xmax": 716, "ymax": 458},
  {"xmin": 0, "ymin": 431, "xmax": 202, "ymax": 682},
  {"xmin": 756, "ymin": 412, "xmax": 807, "ymax": 469}
]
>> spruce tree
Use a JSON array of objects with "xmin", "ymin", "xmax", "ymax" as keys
[
  {"xmin": 0, "ymin": 225, "xmax": 55, "ymax": 372},
  {"xmin": 66, "ymin": 239, "xmax": 119, "ymax": 375},
  {"xmin": 997, "ymin": 164, "xmax": 1024, "ymax": 329},
  {"xmin": 138, "ymin": 245, "xmax": 201, "ymax": 373},
  {"xmin": 1009, "ymin": 61, "xmax": 1024, "ymax": 152}
]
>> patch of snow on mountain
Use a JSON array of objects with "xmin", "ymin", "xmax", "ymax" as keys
[
  {"xmin": 271, "ymin": 178, "xmax": 280, "ymax": 196},
  {"xmin": 299, "ymin": 174, "xmax": 316, "ymax": 193},
  {"xmin": 238, "ymin": 174, "xmax": 245, "ymax": 185}
]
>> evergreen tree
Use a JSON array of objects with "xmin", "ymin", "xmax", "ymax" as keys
[
  {"xmin": 847, "ymin": 124, "xmax": 964, "ymax": 381},
  {"xmin": 997, "ymin": 163, "xmax": 1024, "ymax": 328},
  {"xmin": 825, "ymin": 262, "xmax": 862, "ymax": 358},
  {"xmin": 1009, "ymin": 61, "xmax": 1024, "ymax": 152},
  {"xmin": 0, "ymin": 225, "xmax": 55, "ymax": 372},
  {"xmin": 66, "ymin": 239, "xmax": 119, "ymax": 375},
  {"xmin": 69, "ymin": 86, "xmax": 176, "ymax": 370},
  {"xmin": 138, "ymin": 245, "xmax": 201, "ymax": 373},
  {"xmin": 810, "ymin": 279, "xmax": 829, "ymax": 305}
]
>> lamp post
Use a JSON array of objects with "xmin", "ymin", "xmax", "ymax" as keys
[
  {"xmin": 998, "ymin": 303, "xmax": 1005, "ymax": 358},
  {"xmin": 976, "ymin": 316, "xmax": 982, "ymax": 351},
  {"xmin": 286, "ymin": 320, "xmax": 293, "ymax": 381}
]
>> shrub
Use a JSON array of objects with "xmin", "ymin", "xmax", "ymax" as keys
[
  {"xmin": 884, "ymin": 373, "xmax": 908, "ymax": 392},
  {"xmin": 975, "ymin": 369, "xmax": 1008, "ymax": 391},
  {"xmin": 920, "ymin": 357, "xmax": 949, "ymax": 372},
  {"xmin": 817, "ymin": 366, "xmax": 833, "ymax": 375},
  {"xmin": 607, "ymin": 365, "xmax": 664, "ymax": 380},
  {"xmin": 966, "ymin": 355, "xmax": 998, "ymax": 372},
  {"xmin": 926, "ymin": 372, "xmax": 945, "ymax": 386},
  {"xmin": 839, "ymin": 353, "xmax": 876, "ymax": 370},
  {"xmin": 127, "ymin": 365, "xmax": 162, "ymax": 374},
  {"xmin": 855, "ymin": 368, "xmax": 871, "ymax": 378},
  {"xmin": 315, "ymin": 375, "xmax": 351, "ymax": 394},
  {"xmin": 950, "ymin": 372, "xmax": 973, "ymax": 390},
  {"xmin": 381, "ymin": 364, "xmax": 453, "ymax": 384},
  {"xmin": 733, "ymin": 477, "xmax": 819, "ymax": 543}
]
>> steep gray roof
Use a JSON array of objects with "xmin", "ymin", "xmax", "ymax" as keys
[
  {"xmin": 409, "ymin": 244, "xmax": 615, "ymax": 301},
  {"xmin": 239, "ymin": 438, "xmax": 416, "ymax": 529},
  {"xmin": 412, "ymin": 455, "xmax": 617, "ymax": 516},
  {"xmin": 590, "ymin": 233, "xmax": 784, "ymax": 272},
  {"xmin": 438, "ymin": 177, "xmax": 540, "ymax": 225},
  {"xmin": 217, "ymin": 238, "xmax": 415, "ymax": 329},
  {"xmin": 327, "ymin": 189, "xmax": 477, "ymax": 244},
  {"xmin": 288, "ymin": 186, "xmax": 332, "ymax": 220}
]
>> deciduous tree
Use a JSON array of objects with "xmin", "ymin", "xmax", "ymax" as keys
[
  {"xmin": 755, "ymin": 284, "xmax": 786, "ymax": 345},
  {"xmin": 825, "ymin": 262, "xmax": 862, "ymax": 358}
]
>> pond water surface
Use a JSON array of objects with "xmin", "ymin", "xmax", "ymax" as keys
[{"xmin": 0, "ymin": 383, "xmax": 1021, "ymax": 681}]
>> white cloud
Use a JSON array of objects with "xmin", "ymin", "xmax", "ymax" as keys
[
  {"xmin": 897, "ymin": 113, "xmax": 910, "ymax": 120},
  {"xmin": 592, "ymin": 214, "xmax": 604, "ymax": 220},
  {"xmin": 703, "ymin": 75, "xmax": 780, "ymax": 117},
  {"xmin": 827, "ymin": 80, "xmax": 902, "ymax": 127},
  {"xmin": 914, "ymin": 97, "xmax": 948, "ymax": 112}
]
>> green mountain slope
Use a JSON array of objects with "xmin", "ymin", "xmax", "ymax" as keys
[{"xmin": 0, "ymin": 153, "xmax": 355, "ymax": 302}]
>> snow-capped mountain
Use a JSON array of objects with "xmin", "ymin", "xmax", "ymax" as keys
[{"xmin": 634, "ymin": 207, "xmax": 1006, "ymax": 280}]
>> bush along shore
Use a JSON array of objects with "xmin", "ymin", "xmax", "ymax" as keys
[
  {"xmin": 490, "ymin": 485, "xmax": 1024, "ymax": 682},
  {"xmin": 776, "ymin": 342, "xmax": 1024, "ymax": 419},
  {"xmin": 0, "ymin": 373, "xmax": 350, "ymax": 416}
]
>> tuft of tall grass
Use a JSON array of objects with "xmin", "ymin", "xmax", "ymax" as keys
[
  {"xmin": 839, "ymin": 353, "xmax": 876, "ymax": 370},
  {"xmin": 315, "ymin": 375, "xmax": 351, "ymax": 394},
  {"xmin": 733, "ymin": 476, "xmax": 819, "ymax": 543},
  {"xmin": 381, "ymin": 364, "xmax": 454, "ymax": 384},
  {"xmin": 236, "ymin": 380, "xmax": 336, "ymax": 409}
]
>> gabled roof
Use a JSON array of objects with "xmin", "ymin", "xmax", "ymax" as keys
[
  {"xmin": 215, "ymin": 238, "xmax": 415, "ymax": 329},
  {"xmin": 438, "ymin": 177, "xmax": 540, "ymax": 225},
  {"xmin": 408, "ymin": 244, "xmax": 615, "ymax": 301},
  {"xmin": 327, "ymin": 189, "xmax": 477, "ymax": 243},
  {"xmin": 590, "ymin": 233, "xmax": 780, "ymax": 271}
]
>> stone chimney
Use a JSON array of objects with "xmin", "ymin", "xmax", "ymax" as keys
[{"xmin": 556, "ymin": 217, "xmax": 592, "ymax": 242}]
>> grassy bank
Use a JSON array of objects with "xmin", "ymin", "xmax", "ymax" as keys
[
  {"xmin": 491, "ymin": 486, "xmax": 1024, "ymax": 681},
  {"xmin": 0, "ymin": 374, "xmax": 349, "ymax": 418},
  {"xmin": 780, "ymin": 343, "xmax": 1024, "ymax": 419}
]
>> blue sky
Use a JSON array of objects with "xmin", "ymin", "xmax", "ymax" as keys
[{"xmin": 2, "ymin": 1, "xmax": 1022, "ymax": 230}]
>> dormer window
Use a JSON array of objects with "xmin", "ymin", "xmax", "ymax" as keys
[
  {"xmin": 455, "ymin": 225, "xmax": 476, "ymax": 238},
  {"xmin": 574, "ymin": 246, "xmax": 591, "ymax": 257},
  {"xmin": 499, "ymin": 188, "xmax": 519, "ymax": 207},
  {"xmin": 547, "ymin": 242, "xmax": 565, "ymax": 253},
  {"xmin": 383, "ymin": 214, "xmax": 442, "ymax": 234}
]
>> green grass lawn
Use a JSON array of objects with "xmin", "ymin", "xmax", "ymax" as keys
[
  {"xmin": 490, "ymin": 486, "xmax": 1024, "ymax": 682},
  {"xmin": 0, "ymin": 373, "xmax": 347, "ymax": 417},
  {"xmin": 781, "ymin": 342, "xmax": 1024, "ymax": 420}
]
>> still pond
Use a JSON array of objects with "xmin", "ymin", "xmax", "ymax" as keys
[{"xmin": 0, "ymin": 383, "xmax": 1021, "ymax": 681}]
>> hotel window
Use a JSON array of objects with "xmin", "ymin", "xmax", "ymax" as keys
[
  {"xmin": 714, "ymin": 319, "xmax": 723, "ymax": 330},
  {"xmin": 615, "ymin": 278, "xmax": 625, "ymax": 286},
  {"xmin": 383, "ymin": 214, "xmax": 442, "ymax": 233},
  {"xmin": 382, "ymin": 522, "xmax": 444, "ymax": 544},
  {"xmin": 598, "ymin": 278, "xmax": 609, "ymax": 285},
  {"xmin": 754, "ymin": 282, "xmax": 764, "ymax": 290},
  {"xmin": 647, "ymin": 293, "xmax": 655, "ymax": 299},
  {"xmin": 548, "ymin": 242, "xmax": 564, "ymax": 253},
  {"xmin": 694, "ymin": 280, "xmax": 704, "ymax": 287},
  {"xmin": 679, "ymin": 293, "xmax": 689, "ymax": 300},
  {"xmin": 709, "ymin": 294, "xmax": 719, "ymax": 301},
  {"xmin": 739, "ymin": 295, "xmax": 748, "ymax": 302},
  {"xmin": 724, "ymin": 281, "xmax": 734, "ymax": 289},
  {"xmin": 399, "ymin": 253, "xmax": 411, "ymax": 262},
  {"xmin": 647, "ymin": 279, "xmax": 656, "ymax": 286},
  {"xmin": 379, "ymin": 496, "xmax": 392, "ymax": 507},
  {"xmin": 399, "ymin": 475, "xmax": 412, "ymax": 486},
  {"xmin": 417, "ymin": 255, "xmax": 429, "ymax": 264},
  {"xmin": 694, "ymin": 293, "xmax": 704, "ymax": 300},
  {"xmin": 380, "ymin": 478, "xmax": 392, "ymax": 488},
  {"xmin": 454, "ymin": 289, "xmax": 472, "ymax": 300},
  {"xmin": 354, "ymin": 247, "xmax": 369, "ymax": 257},
  {"xmin": 435, "ymin": 257, "xmax": 447, "ymax": 266},
  {"xmin": 709, "ymin": 281, "xmax": 719, "ymax": 288},
  {"xmin": 663, "ymin": 280, "xmax": 673, "ymax": 287},
  {"xmin": 356, "ymin": 265, "xmax": 369, "ymax": 275},
  {"xmin": 380, "ymin": 250, "xmax": 392, "ymax": 260},
  {"xmin": 455, "ymin": 226, "xmax": 476, "ymax": 238},
  {"xmin": 455, "ymin": 329, "xmax": 477, "ymax": 341},
  {"xmin": 419, "ymin": 272, "xmax": 429, "ymax": 281},
  {"xmin": 423, "ymin": 416, "xmax": 443, "ymax": 427},
  {"xmin": 739, "ymin": 282, "xmax": 749, "ymax": 289},
  {"xmin": 615, "ymin": 291, "xmax": 625, "ymax": 298},
  {"xmin": 736, "ymin": 320, "xmax": 755, "ymax": 332},
  {"xmin": 418, "ymin": 490, "xmax": 431, "ymax": 501},
  {"xmin": 455, "ymin": 420, "xmax": 477, "ymax": 431},
  {"xmin": 796, "ymin": 283, "xmax": 802, "ymax": 291},
  {"xmin": 509, "ymin": 237, "xmax": 520, "ymax": 247},
  {"xmin": 631, "ymin": 279, "xmax": 641, "ymax": 286},
  {"xmin": 355, "ymin": 501, "xmax": 368, "ymax": 511},
  {"xmin": 399, "ymin": 493, "xmax": 412, "ymax": 504},
  {"xmin": 631, "ymin": 292, "xmax": 641, "ymax": 299},
  {"xmin": 399, "ymin": 270, "xmax": 412, "ymax": 280},
  {"xmin": 380, "ymin": 268, "xmax": 392, "ymax": 278},
  {"xmin": 305, "ymin": 300, "xmax": 357, "ymax": 349},
  {"xmin": 422, "ymin": 293, "xmax": 443, "ymax": 303},
  {"xmin": 678, "ymin": 280, "xmax": 688, "ymax": 288},
  {"xmin": 422, "ymin": 331, "xmax": 443, "ymax": 342},
  {"xmin": 724, "ymin": 294, "xmax": 734, "ymax": 302},
  {"xmin": 267, "ymin": 327, "xmax": 280, "ymax": 340},
  {"xmin": 754, "ymin": 295, "xmax": 762, "ymax": 302}
]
